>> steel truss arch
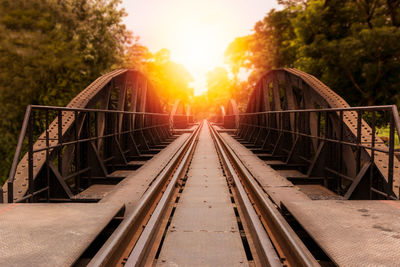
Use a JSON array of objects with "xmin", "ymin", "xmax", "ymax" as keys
[
  {"xmin": 238, "ymin": 68, "xmax": 400, "ymax": 199},
  {"xmin": 4, "ymin": 69, "xmax": 171, "ymax": 203}
]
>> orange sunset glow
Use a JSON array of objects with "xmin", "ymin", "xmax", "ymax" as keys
[{"xmin": 120, "ymin": 0, "xmax": 279, "ymax": 96}]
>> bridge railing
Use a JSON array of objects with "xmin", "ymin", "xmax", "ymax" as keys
[
  {"xmin": 234, "ymin": 105, "xmax": 400, "ymax": 199},
  {"xmin": 6, "ymin": 105, "xmax": 170, "ymax": 203}
]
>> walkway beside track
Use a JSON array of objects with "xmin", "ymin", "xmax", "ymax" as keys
[{"xmin": 157, "ymin": 122, "xmax": 248, "ymax": 266}]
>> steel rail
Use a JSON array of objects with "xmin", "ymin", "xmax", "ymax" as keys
[
  {"xmin": 209, "ymin": 122, "xmax": 319, "ymax": 267},
  {"xmin": 124, "ymin": 121, "xmax": 202, "ymax": 266},
  {"xmin": 87, "ymin": 123, "xmax": 201, "ymax": 267},
  {"xmin": 208, "ymin": 121, "xmax": 282, "ymax": 267}
]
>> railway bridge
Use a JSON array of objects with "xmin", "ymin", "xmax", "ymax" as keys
[{"xmin": 1, "ymin": 68, "xmax": 400, "ymax": 266}]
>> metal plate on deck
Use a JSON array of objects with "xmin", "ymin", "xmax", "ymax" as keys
[
  {"xmin": 276, "ymin": 169, "xmax": 306, "ymax": 177},
  {"xmin": 264, "ymin": 186, "xmax": 310, "ymax": 206},
  {"xmin": 177, "ymin": 183, "xmax": 231, "ymax": 204},
  {"xmin": 109, "ymin": 169, "xmax": 135, "ymax": 177},
  {"xmin": 0, "ymin": 203, "xmax": 121, "ymax": 266},
  {"xmin": 296, "ymin": 185, "xmax": 344, "ymax": 200},
  {"xmin": 170, "ymin": 202, "xmax": 238, "ymax": 232},
  {"xmin": 285, "ymin": 200, "xmax": 400, "ymax": 266},
  {"xmin": 157, "ymin": 231, "xmax": 248, "ymax": 267},
  {"xmin": 73, "ymin": 184, "xmax": 115, "ymax": 200}
]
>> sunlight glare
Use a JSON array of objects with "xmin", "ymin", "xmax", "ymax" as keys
[
  {"xmin": 171, "ymin": 22, "xmax": 228, "ymax": 96},
  {"xmin": 121, "ymin": 0, "xmax": 280, "ymax": 96}
]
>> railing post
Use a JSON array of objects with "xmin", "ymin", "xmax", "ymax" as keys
[
  {"xmin": 75, "ymin": 111, "xmax": 80, "ymax": 192},
  {"xmin": 88, "ymin": 111, "xmax": 93, "ymax": 186},
  {"xmin": 58, "ymin": 110, "xmax": 63, "ymax": 176},
  {"xmin": 389, "ymin": 112, "xmax": 395, "ymax": 194},
  {"xmin": 323, "ymin": 111, "xmax": 329, "ymax": 186},
  {"xmin": 338, "ymin": 111, "xmax": 344, "ymax": 194},
  {"xmin": 370, "ymin": 111, "xmax": 376, "ymax": 199},
  {"xmin": 317, "ymin": 112, "xmax": 321, "ymax": 146},
  {"xmin": 95, "ymin": 112, "xmax": 98, "ymax": 148},
  {"xmin": 356, "ymin": 110, "xmax": 362, "ymax": 174},
  {"xmin": 28, "ymin": 111, "xmax": 34, "ymax": 202},
  {"xmin": 7, "ymin": 181, "xmax": 13, "ymax": 203},
  {"xmin": 0, "ymin": 187, "xmax": 3, "ymax": 203},
  {"xmin": 45, "ymin": 110, "xmax": 50, "ymax": 201}
]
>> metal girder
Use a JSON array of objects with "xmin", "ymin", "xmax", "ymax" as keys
[
  {"xmin": 170, "ymin": 99, "xmax": 192, "ymax": 129},
  {"xmin": 4, "ymin": 69, "xmax": 172, "ymax": 203},
  {"xmin": 229, "ymin": 68, "xmax": 400, "ymax": 200},
  {"xmin": 223, "ymin": 99, "xmax": 239, "ymax": 129}
]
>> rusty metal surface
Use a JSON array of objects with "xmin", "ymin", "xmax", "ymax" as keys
[
  {"xmin": 276, "ymin": 169, "xmax": 306, "ymax": 177},
  {"xmin": 212, "ymin": 122, "xmax": 318, "ymax": 266},
  {"xmin": 89, "ymin": 126, "xmax": 198, "ymax": 266},
  {"xmin": 235, "ymin": 68, "xmax": 400, "ymax": 199},
  {"xmin": 296, "ymin": 185, "xmax": 344, "ymax": 200},
  {"xmin": 3, "ymin": 69, "xmax": 127, "ymax": 202},
  {"xmin": 285, "ymin": 200, "xmax": 400, "ymax": 266},
  {"xmin": 157, "ymin": 232, "xmax": 248, "ymax": 267},
  {"xmin": 73, "ymin": 184, "xmax": 115, "ymax": 200},
  {"xmin": 109, "ymin": 170, "xmax": 137, "ymax": 177},
  {"xmin": 285, "ymin": 68, "xmax": 400, "ymax": 196},
  {"xmin": 100, "ymin": 133, "xmax": 190, "ymax": 213},
  {"xmin": 220, "ymin": 132, "xmax": 310, "ymax": 206},
  {"xmin": 124, "ymin": 123, "xmax": 202, "ymax": 266},
  {"xmin": 4, "ymin": 68, "xmax": 171, "ymax": 203},
  {"xmin": 0, "ymin": 203, "xmax": 121, "ymax": 266},
  {"xmin": 156, "ymin": 123, "xmax": 248, "ymax": 266}
]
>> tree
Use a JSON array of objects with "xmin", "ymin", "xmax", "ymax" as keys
[
  {"xmin": 0, "ymin": 0, "xmax": 129, "ymax": 183},
  {"xmin": 123, "ymin": 44, "xmax": 194, "ymax": 111},
  {"xmin": 225, "ymin": 0, "xmax": 400, "ymax": 108},
  {"xmin": 206, "ymin": 67, "xmax": 232, "ymax": 104}
]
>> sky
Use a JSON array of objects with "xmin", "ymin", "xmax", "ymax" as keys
[{"xmin": 120, "ymin": 0, "xmax": 280, "ymax": 95}]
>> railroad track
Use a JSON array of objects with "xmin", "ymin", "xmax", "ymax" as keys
[
  {"xmin": 82, "ymin": 121, "xmax": 318, "ymax": 266},
  {"xmin": 86, "ymin": 120, "xmax": 202, "ymax": 266}
]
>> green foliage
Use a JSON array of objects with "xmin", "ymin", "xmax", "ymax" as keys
[
  {"xmin": 225, "ymin": 0, "xmax": 400, "ymax": 108},
  {"xmin": 376, "ymin": 126, "xmax": 400, "ymax": 148},
  {"xmin": 0, "ymin": 0, "xmax": 129, "ymax": 184},
  {"xmin": 192, "ymin": 66, "xmax": 252, "ymax": 119}
]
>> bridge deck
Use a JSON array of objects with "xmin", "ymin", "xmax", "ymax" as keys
[
  {"xmin": 0, "ymin": 203, "xmax": 121, "ymax": 266},
  {"xmin": 156, "ymin": 123, "xmax": 248, "ymax": 266},
  {"xmin": 285, "ymin": 200, "xmax": 400, "ymax": 266}
]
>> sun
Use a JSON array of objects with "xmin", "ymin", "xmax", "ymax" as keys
[{"xmin": 170, "ymin": 23, "xmax": 228, "ymax": 95}]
